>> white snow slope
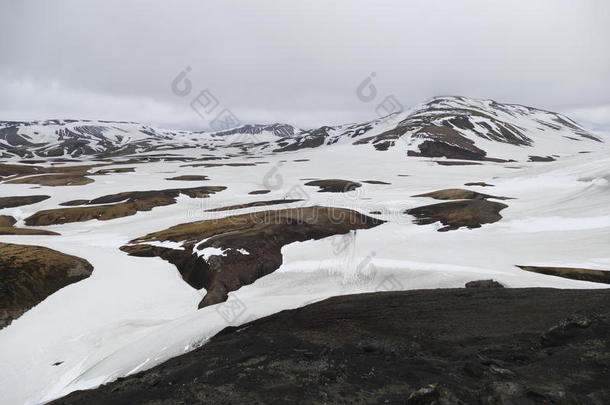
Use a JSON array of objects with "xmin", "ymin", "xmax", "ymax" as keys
[{"xmin": 0, "ymin": 97, "xmax": 609, "ymax": 404}]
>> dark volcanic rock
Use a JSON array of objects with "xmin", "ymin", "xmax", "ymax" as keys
[
  {"xmin": 121, "ymin": 206, "xmax": 383, "ymax": 308},
  {"xmin": 51, "ymin": 288, "xmax": 610, "ymax": 405},
  {"xmin": 407, "ymin": 125, "xmax": 488, "ymax": 160},
  {"xmin": 273, "ymin": 127, "xmax": 328, "ymax": 152},
  {"xmin": 407, "ymin": 383, "xmax": 462, "ymax": 404},
  {"xmin": 465, "ymin": 279, "xmax": 505, "ymax": 288},
  {"xmin": 406, "ymin": 200, "xmax": 508, "ymax": 231},
  {"xmin": 0, "ymin": 242, "xmax": 93, "ymax": 328}
]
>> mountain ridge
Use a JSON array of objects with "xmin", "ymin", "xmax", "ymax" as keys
[{"xmin": 0, "ymin": 96, "xmax": 603, "ymax": 161}]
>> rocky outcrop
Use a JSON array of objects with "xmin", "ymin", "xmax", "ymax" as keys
[
  {"xmin": 0, "ymin": 242, "xmax": 93, "ymax": 328},
  {"xmin": 407, "ymin": 125, "xmax": 489, "ymax": 160},
  {"xmin": 273, "ymin": 126, "xmax": 328, "ymax": 152},
  {"xmin": 50, "ymin": 288, "xmax": 610, "ymax": 405},
  {"xmin": 121, "ymin": 206, "xmax": 384, "ymax": 308},
  {"xmin": 465, "ymin": 279, "xmax": 505, "ymax": 288},
  {"xmin": 213, "ymin": 123, "xmax": 299, "ymax": 138}
]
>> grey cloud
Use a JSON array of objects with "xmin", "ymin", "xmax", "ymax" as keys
[{"xmin": 1, "ymin": 0, "xmax": 609, "ymax": 130}]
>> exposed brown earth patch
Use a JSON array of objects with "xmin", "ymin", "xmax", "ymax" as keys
[
  {"xmin": 0, "ymin": 215, "xmax": 16, "ymax": 227},
  {"xmin": 528, "ymin": 155, "xmax": 556, "ymax": 162},
  {"xmin": 206, "ymin": 199, "xmax": 304, "ymax": 212},
  {"xmin": 0, "ymin": 242, "xmax": 92, "ymax": 328},
  {"xmin": 1, "ymin": 163, "xmax": 142, "ymax": 185},
  {"xmin": 25, "ymin": 186, "xmax": 226, "ymax": 226},
  {"xmin": 0, "ymin": 163, "xmax": 100, "ymax": 179},
  {"xmin": 5, "ymin": 173, "xmax": 95, "ymax": 186},
  {"xmin": 436, "ymin": 161, "xmax": 482, "ymax": 166},
  {"xmin": 0, "ymin": 228, "xmax": 59, "ymax": 236},
  {"xmin": 90, "ymin": 167, "xmax": 135, "ymax": 175},
  {"xmin": 0, "ymin": 215, "xmax": 59, "ymax": 236},
  {"xmin": 248, "ymin": 190, "xmax": 270, "ymax": 195},
  {"xmin": 0, "ymin": 163, "xmax": 41, "ymax": 178},
  {"xmin": 0, "ymin": 195, "xmax": 50, "ymax": 209},
  {"xmin": 165, "ymin": 175, "xmax": 209, "ymax": 181},
  {"xmin": 304, "ymin": 179, "xmax": 362, "ymax": 193},
  {"xmin": 517, "ymin": 266, "xmax": 610, "ymax": 285},
  {"xmin": 361, "ymin": 180, "xmax": 391, "ymax": 185},
  {"xmin": 181, "ymin": 163, "xmax": 258, "ymax": 168},
  {"xmin": 52, "ymin": 288, "xmax": 610, "ymax": 405},
  {"xmin": 59, "ymin": 199, "xmax": 90, "ymax": 207},
  {"xmin": 464, "ymin": 182, "xmax": 494, "ymax": 187},
  {"xmin": 406, "ymin": 200, "xmax": 508, "ymax": 231},
  {"xmin": 121, "ymin": 206, "xmax": 383, "ymax": 308},
  {"xmin": 412, "ymin": 188, "xmax": 511, "ymax": 201}
]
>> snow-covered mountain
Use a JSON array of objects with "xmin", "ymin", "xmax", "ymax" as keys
[
  {"xmin": 355, "ymin": 96, "xmax": 602, "ymax": 159},
  {"xmin": 0, "ymin": 96, "xmax": 602, "ymax": 161}
]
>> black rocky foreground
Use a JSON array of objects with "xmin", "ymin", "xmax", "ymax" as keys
[{"xmin": 52, "ymin": 288, "xmax": 610, "ymax": 405}]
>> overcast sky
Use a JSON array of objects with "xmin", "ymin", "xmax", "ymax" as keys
[{"xmin": 1, "ymin": 0, "xmax": 609, "ymax": 130}]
